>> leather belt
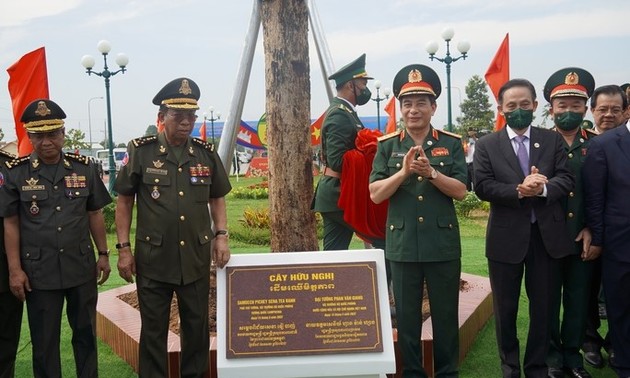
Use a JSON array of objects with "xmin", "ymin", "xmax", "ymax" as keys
[{"xmin": 323, "ymin": 166, "xmax": 340, "ymax": 178}]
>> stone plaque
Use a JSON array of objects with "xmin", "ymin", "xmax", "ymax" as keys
[{"xmin": 226, "ymin": 261, "xmax": 383, "ymax": 358}]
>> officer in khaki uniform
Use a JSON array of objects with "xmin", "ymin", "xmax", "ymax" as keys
[
  {"xmin": 369, "ymin": 64, "xmax": 467, "ymax": 378},
  {"xmin": 543, "ymin": 68, "xmax": 598, "ymax": 378},
  {"xmin": 0, "ymin": 99, "xmax": 111, "ymax": 377},
  {"xmin": 312, "ymin": 53, "xmax": 373, "ymax": 250},
  {"xmin": 115, "ymin": 78, "xmax": 231, "ymax": 378},
  {"xmin": 0, "ymin": 149, "xmax": 23, "ymax": 378}
]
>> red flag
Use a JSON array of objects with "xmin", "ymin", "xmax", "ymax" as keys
[
  {"xmin": 384, "ymin": 97, "xmax": 397, "ymax": 134},
  {"xmin": 7, "ymin": 47, "xmax": 49, "ymax": 156},
  {"xmin": 310, "ymin": 112, "xmax": 325, "ymax": 146},
  {"xmin": 199, "ymin": 119, "xmax": 207, "ymax": 141},
  {"xmin": 485, "ymin": 33, "xmax": 509, "ymax": 130}
]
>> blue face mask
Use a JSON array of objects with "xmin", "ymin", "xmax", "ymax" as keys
[{"xmin": 505, "ymin": 108, "xmax": 533, "ymax": 130}]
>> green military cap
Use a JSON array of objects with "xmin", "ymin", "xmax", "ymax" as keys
[
  {"xmin": 581, "ymin": 119, "xmax": 594, "ymax": 129},
  {"xmin": 20, "ymin": 99, "xmax": 66, "ymax": 133},
  {"xmin": 328, "ymin": 53, "xmax": 373, "ymax": 87},
  {"xmin": 543, "ymin": 67, "xmax": 595, "ymax": 102},
  {"xmin": 392, "ymin": 64, "xmax": 441, "ymax": 99},
  {"xmin": 152, "ymin": 77, "xmax": 200, "ymax": 109}
]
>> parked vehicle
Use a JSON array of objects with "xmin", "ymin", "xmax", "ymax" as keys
[{"xmin": 95, "ymin": 148, "xmax": 127, "ymax": 174}]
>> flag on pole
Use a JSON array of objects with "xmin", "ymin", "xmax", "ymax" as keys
[
  {"xmin": 310, "ymin": 112, "xmax": 325, "ymax": 146},
  {"xmin": 485, "ymin": 33, "xmax": 510, "ymax": 130},
  {"xmin": 384, "ymin": 96, "xmax": 397, "ymax": 134},
  {"xmin": 199, "ymin": 118, "xmax": 207, "ymax": 141},
  {"xmin": 7, "ymin": 47, "xmax": 50, "ymax": 156}
]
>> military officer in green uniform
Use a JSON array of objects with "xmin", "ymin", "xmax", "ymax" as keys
[
  {"xmin": 0, "ymin": 148, "xmax": 23, "ymax": 378},
  {"xmin": 313, "ymin": 53, "xmax": 373, "ymax": 250},
  {"xmin": 369, "ymin": 64, "xmax": 467, "ymax": 378},
  {"xmin": 0, "ymin": 99, "xmax": 111, "ymax": 377},
  {"xmin": 544, "ymin": 68, "xmax": 598, "ymax": 378},
  {"xmin": 115, "ymin": 77, "xmax": 232, "ymax": 378}
]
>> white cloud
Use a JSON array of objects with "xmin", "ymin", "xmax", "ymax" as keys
[{"xmin": 0, "ymin": 0, "xmax": 82, "ymax": 27}]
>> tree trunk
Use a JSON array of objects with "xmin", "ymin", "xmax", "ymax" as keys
[{"xmin": 261, "ymin": 0, "xmax": 318, "ymax": 252}]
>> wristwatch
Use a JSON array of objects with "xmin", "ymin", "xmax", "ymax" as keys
[
  {"xmin": 98, "ymin": 250, "xmax": 110, "ymax": 257},
  {"xmin": 116, "ymin": 242, "xmax": 131, "ymax": 250},
  {"xmin": 428, "ymin": 168, "xmax": 438, "ymax": 180},
  {"xmin": 215, "ymin": 230, "xmax": 229, "ymax": 238}
]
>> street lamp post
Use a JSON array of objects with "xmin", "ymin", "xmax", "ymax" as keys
[
  {"xmin": 204, "ymin": 107, "xmax": 221, "ymax": 144},
  {"xmin": 371, "ymin": 80, "xmax": 391, "ymax": 133},
  {"xmin": 87, "ymin": 96, "xmax": 103, "ymax": 155},
  {"xmin": 81, "ymin": 40, "xmax": 129, "ymax": 192},
  {"xmin": 426, "ymin": 27, "xmax": 471, "ymax": 132}
]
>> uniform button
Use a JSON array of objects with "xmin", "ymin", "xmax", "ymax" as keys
[
  {"xmin": 32, "ymin": 195, "xmax": 37, "ymax": 200},
  {"xmin": 26, "ymin": 252, "xmax": 30, "ymax": 258},
  {"xmin": 179, "ymin": 191, "xmax": 184, "ymax": 197},
  {"xmin": 569, "ymin": 192, "xmax": 574, "ymax": 197},
  {"xmin": 204, "ymin": 235, "xmax": 209, "ymax": 240},
  {"xmin": 200, "ymin": 179, "xmax": 205, "ymax": 183},
  {"xmin": 568, "ymin": 153, "xmax": 574, "ymax": 158},
  {"xmin": 75, "ymin": 191, "xmax": 80, "ymax": 196},
  {"xmin": 439, "ymin": 162, "xmax": 444, "ymax": 167},
  {"xmin": 145, "ymin": 236, "xmax": 150, "ymax": 241},
  {"xmin": 417, "ymin": 195, "xmax": 424, "ymax": 201},
  {"xmin": 56, "ymin": 206, "xmax": 62, "ymax": 211},
  {"xmin": 154, "ymin": 178, "xmax": 160, "ymax": 183},
  {"xmin": 449, "ymin": 224, "xmax": 453, "ymax": 229},
  {"xmin": 418, "ymin": 216, "xmax": 424, "ymax": 223},
  {"xmin": 180, "ymin": 240, "xmax": 185, "ymax": 246},
  {"xmin": 389, "ymin": 225, "xmax": 394, "ymax": 231},
  {"xmin": 396, "ymin": 163, "xmax": 401, "ymax": 169},
  {"xmin": 180, "ymin": 215, "xmax": 185, "ymax": 221},
  {"xmin": 568, "ymin": 212, "xmax": 574, "ymax": 218},
  {"xmin": 53, "ymin": 185, "xmax": 59, "ymax": 190},
  {"xmin": 57, "ymin": 226, "xmax": 62, "ymax": 232},
  {"xmin": 417, "ymin": 176, "xmax": 424, "ymax": 182},
  {"xmin": 178, "ymin": 167, "xmax": 183, "ymax": 172},
  {"xmin": 59, "ymin": 249, "xmax": 64, "ymax": 253}
]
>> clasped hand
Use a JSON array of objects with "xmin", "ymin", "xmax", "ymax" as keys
[
  {"xmin": 404, "ymin": 146, "xmax": 433, "ymax": 178},
  {"xmin": 517, "ymin": 166, "xmax": 547, "ymax": 197}
]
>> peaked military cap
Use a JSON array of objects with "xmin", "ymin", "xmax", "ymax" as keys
[
  {"xmin": 393, "ymin": 64, "xmax": 441, "ymax": 99},
  {"xmin": 328, "ymin": 54, "xmax": 373, "ymax": 87},
  {"xmin": 152, "ymin": 77, "xmax": 200, "ymax": 109},
  {"xmin": 20, "ymin": 99, "xmax": 66, "ymax": 133},
  {"xmin": 543, "ymin": 67, "xmax": 595, "ymax": 102}
]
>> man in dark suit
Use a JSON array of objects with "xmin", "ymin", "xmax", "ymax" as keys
[
  {"xmin": 583, "ymin": 101, "xmax": 630, "ymax": 378},
  {"xmin": 312, "ymin": 54, "xmax": 372, "ymax": 250},
  {"xmin": 474, "ymin": 78, "xmax": 574, "ymax": 378}
]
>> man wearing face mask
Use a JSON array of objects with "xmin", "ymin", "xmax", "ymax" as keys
[
  {"xmin": 543, "ymin": 68, "xmax": 597, "ymax": 378},
  {"xmin": 473, "ymin": 79, "xmax": 574, "ymax": 378},
  {"xmin": 312, "ymin": 53, "xmax": 373, "ymax": 250}
]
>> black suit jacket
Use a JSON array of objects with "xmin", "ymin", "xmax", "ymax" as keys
[
  {"xmin": 473, "ymin": 126, "xmax": 575, "ymax": 263},
  {"xmin": 583, "ymin": 125, "xmax": 630, "ymax": 263}
]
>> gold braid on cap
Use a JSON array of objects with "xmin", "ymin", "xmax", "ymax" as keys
[{"xmin": 24, "ymin": 119, "xmax": 65, "ymax": 132}]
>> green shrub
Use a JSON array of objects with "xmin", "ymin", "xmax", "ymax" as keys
[
  {"xmin": 102, "ymin": 198, "xmax": 117, "ymax": 233},
  {"xmin": 455, "ymin": 191, "xmax": 484, "ymax": 218},
  {"xmin": 229, "ymin": 186, "xmax": 269, "ymax": 199},
  {"xmin": 230, "ymin": 206, "xmax": 323, "ymax": 245}
]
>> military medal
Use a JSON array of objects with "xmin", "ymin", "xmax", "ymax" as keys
[
  {"xmin": 189, "ymin": 163, "xmax": 211, "ymax": 183},
  {"xmin": 30, "ymin": 200, "xmax": 40, "ymax": 215},
  {"xmin": 151, "ymin": 186, "xmax": 160, "ymax": 199}
]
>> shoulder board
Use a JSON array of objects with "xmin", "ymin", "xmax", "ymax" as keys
[
  {"xmin": 377, "ymin": 130, "xmax": 402, "ymax": 142},
  {"xmin": 584, "ymin": 128, "xmax": 599, "ymax": 137},
  {"xmin": 192, "ymin": 138, "xmax": 215, "ymax": 153},
  {"xmin": 0, "ymin": 149, "xmax": 16, "ymax": 159},
  {"xmin": 436, "ymin": 129, "xmax": 462, "ymax": 139},
  {"xmin": 5, "ymin": 156, "xmax": 29, "ymax": 170},
  {"xmin": 338, "ymin": 104, "xmax": 353, "ymax": 113},
  {"xmin": 64, "ymin": 152, "xmax": 90, "ymax": 165},
  {"xmin": 132, "ymin": 135, "xmax": 158, "ymax": 148}
]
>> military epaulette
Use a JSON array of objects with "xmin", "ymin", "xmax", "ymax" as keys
[
  {"xmin": 436, "ymin": 129, "xmax": 462, "ymax": 139},
  {"xmin": 5, "ymin": 156, "xmax": 29, "ymax": 170},
  {"xmin": 584, "ymin": 128, "xmax": 599, "ymax": 137},
  {"xmin": 132, "ymin": 135, "xmax": 158, "ymax": 148},
  {"xmin": 0, "ymin": 149, "xmax": 16, "ymax": 159},
  {"xmin": 64, "ymin": 152, "xmax": 90, "ymax": 165},
  {"xmin": 338, "ymin": 104, "xmax": 353, "ymax": 113},
  {"xmin": 377, "ymin": 130, "xmax": 402, "ymax": 142},
  {"xmin": 192, "ymin": 138, "xmax": 215, "ymax": 153}
]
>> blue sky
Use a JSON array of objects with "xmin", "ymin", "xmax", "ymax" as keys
[{"xmin": 1, "ymin": 0, "xmax": 629, "ymax": 144}]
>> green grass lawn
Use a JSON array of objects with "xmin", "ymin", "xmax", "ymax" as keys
[{"xmin": 13, "ymin": 177, "xmax": 616, "ymax": 377}]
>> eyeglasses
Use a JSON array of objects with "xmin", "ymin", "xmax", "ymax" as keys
[
  {"xmin": 168, "ymin": 111, "xmax": 198, "ymax": 122},
  {"xmin": 594, "ymin": 107, "xmax": 623, "ymax": 115}
]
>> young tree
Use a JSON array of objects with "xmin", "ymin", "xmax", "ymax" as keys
[
  {"xmin": 456, "ymin": 75, "xmax": 494, "ymax": 134},
  {"xmin": 64, "ymin": 128, "xmax": 90, "ymax": 150},
  {"xmin": 261, "ymin": 0, "xmax": 318, "ymax": 252},
  {"xmin": 144, "ymin": 124, "xmax": 158, "ymax": 136}
]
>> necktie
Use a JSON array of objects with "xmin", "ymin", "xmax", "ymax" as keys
[{"xmin": 515, "ymin": 135, "xmax": 529, "ymax": 176}]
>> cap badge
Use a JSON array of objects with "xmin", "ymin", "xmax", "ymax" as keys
[
  {"xmin": 565, "ymin": 72, "xmax": 579, "ymax": 85},
  {"xmin": 179, "ymin": 79, "xmax": 192, "ymax": 95},
  {"xmin": 408, "ymin": 69, "xmax": 422, "ymax": 83},
  {"xmin": 34, "ymin": 101, "xmax": 51, "ymax": 117}
]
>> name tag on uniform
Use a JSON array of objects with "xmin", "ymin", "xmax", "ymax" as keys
[
  {"xmin": 146, "ymin": 168, "xmax": 168, "ymax": 175},
  {"xmin": 431, "ymin": 147, "xmax": 449, "ymax": 157},
  {"xmin": 391, "ymin": 152, "xmax": 405, "ymax": 158}
]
